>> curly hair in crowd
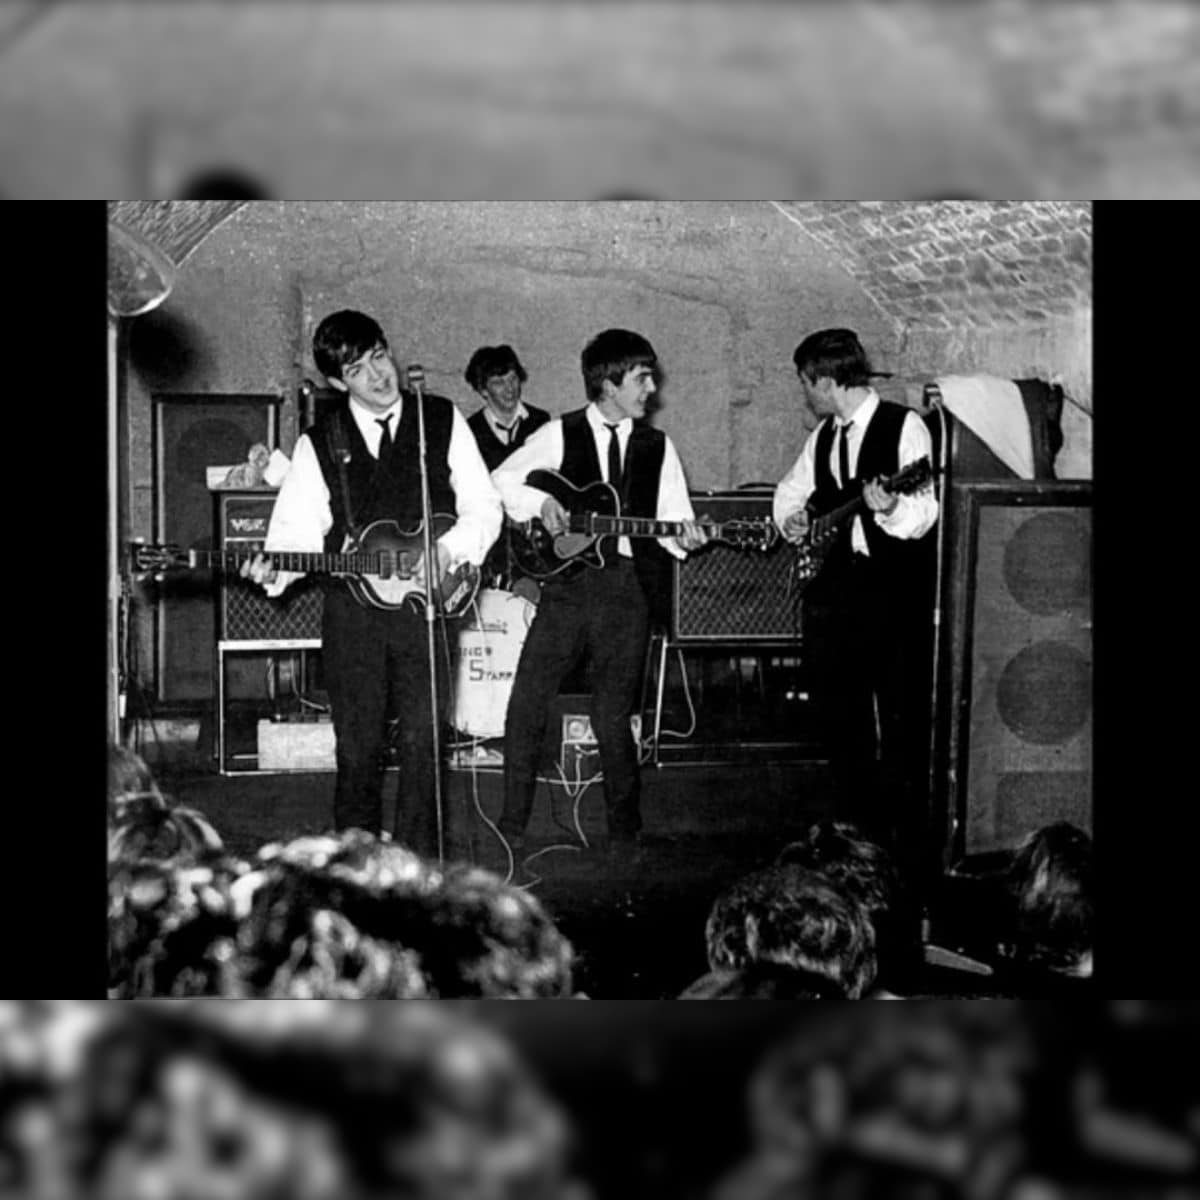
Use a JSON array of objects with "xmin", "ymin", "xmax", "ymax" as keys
[
  {"xmin": 107, "ymin": 855, "xmax": 251, "ymax": 997},
  {"xmin": 233, "ymin": 830, "xmax": 577, "ymax": 998},
  {"xmin": 1007, "ymin": 821, "xmax": 1093, "ymax": 978},
  {"xmin": 714, "ymin": 1003, "xmax": 1036, "ymax": 1200},
  {"xmin": 9, "ymin": 1001, "xmax": 585, "ymax": 1200},
  {"xmin": 702, "ymin": 864, "xmax": 877, "ymax": 999},
  {"xmin": 775, "ymin": 819, "xmax": 912, "ymax": 984}
]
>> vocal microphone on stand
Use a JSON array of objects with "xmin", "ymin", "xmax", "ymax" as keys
[{"xmin": 405, "ymin": 362, "xmax": 447, "ymax": 864}]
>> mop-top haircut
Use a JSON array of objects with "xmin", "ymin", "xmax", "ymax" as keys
[
  {"xmin": 792, "ymin": 327, "xmax": 875, "ymax": 388},
  {"xmin": 465, "ymin": 344, "xmax": 528, "ymax": 392},
  {"xmin": 313, "ymin": 310, "xmax": 389, "ymax": 384},
  {"xmin": 581, "ymin": 328, "xmax": 658, "ymax": 401}
]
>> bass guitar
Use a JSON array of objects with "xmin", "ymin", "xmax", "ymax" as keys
[
  {"xmin": 510, "ymin": 469, "xmax": 778, "ymax": 579},
  {"xmin": 129, "ymin": 514, "xmax": 480, "ymax": 617},
  {"xmin": 790, "ymin": 455, "xmax": 936, "ymax": 592}
]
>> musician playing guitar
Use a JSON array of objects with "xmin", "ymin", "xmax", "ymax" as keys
[
  {"xmin": 241, "ymin": 310, "xmax": 502, "ymax": 850},
  {"xmin": 491, "ymin": 329, "xmax": 709, "ymax": 867},
  {"xmin": 773, "ymin": 328, "xmax": 938, "ymax": 902}
]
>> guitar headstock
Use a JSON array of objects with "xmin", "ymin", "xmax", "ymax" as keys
[
  {"xmin": 128, "ymin": 542, "xmax": 189, "ymax": 577},
  {"xmin": 717, "ymin": 518, "xmax": 779, "ymax": 552}
]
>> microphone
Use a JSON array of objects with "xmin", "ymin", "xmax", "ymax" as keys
[{"xmin": 407, "ymin": 364, "xmax": 426, "ymax": 392}]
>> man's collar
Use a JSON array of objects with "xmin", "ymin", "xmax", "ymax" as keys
[
  {"xmin": 589, "ymin": 404, "xmax": 631, "ymax": 431},
  {"xmin": 349, "ymin": 396, "xmax": 402, "ymax": 428}
]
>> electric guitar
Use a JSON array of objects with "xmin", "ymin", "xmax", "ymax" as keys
[
  {"xmin": 790, "ymin": 455, "xmax": 936, "ymax": 592},
  {"xmin": 509, "ymin": 469, "xmax": 778, "ymax": 579},
  {"xmin": 129, "ymin": 514, "xmax": 480, "ymax": 617}
]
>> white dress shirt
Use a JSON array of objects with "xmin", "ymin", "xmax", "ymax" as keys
[
  {"xmin": 479, "ymin": 400, "xmax": 532, "ymax": 446},
  {"xmin": 773, "ymin": 391, "xmax": 937, "ymax": 556},
  {"xmin": 492, "ymin": 404, "xmax": 696, "ymax": 560},
  {"xmin": 261, "ymin": 395, "xmax": 502, "ymax": 596}
]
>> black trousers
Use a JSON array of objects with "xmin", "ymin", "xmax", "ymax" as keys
[
  {"xmin": 321, "ymin": 587, "xmax": 448, "ymax": 855},
  {"xmin": 803, "ymin": 556, "xmax": 934, "ymax": 882},
  {"xmin": 501, "ymin": 557, "xmax": 649, "ymax": 841}
]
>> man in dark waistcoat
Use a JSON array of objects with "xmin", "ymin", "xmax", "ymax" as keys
[
  {"xmin": 242, "ymin": 310, "xmax": 501, "ymax": 852},
  {"xmin": 773, "ymin": 328, "xmax": 938, "ymax": 892},
  {"xmin": 464, "ymin": 343, "xmax": 550, "ymax": 599},
  {"xmin": 491, "ymin": 329, "xmax": 709, "ymax": 865}
]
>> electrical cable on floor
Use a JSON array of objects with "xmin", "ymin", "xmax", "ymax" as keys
[{"xmin": 658, "ymin": 648, "xmax": 698, "ymax": 739}]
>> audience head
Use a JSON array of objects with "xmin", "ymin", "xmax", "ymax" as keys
[
  {"xmin": 107, "ymin": 744, "xmax": 161, "ymax": 824},
  {"xmin": 233, "ymin": 830, "xmax": 577, "ymax": 998},
  {"xmin": 726, "ymin": 1004, "xmax": 1035, "ymax": 1200},
  {"xmin": 679, "ymin": 960, "xmax": 845, "ymax": 999},
  {"xmin": 26, "ymin": 1001, "xmax": 580, "ymax": 1200},
  {"xmin": 704, "ymin": 864, "xmax": 877, "ymax": 998},
  {"xmin": 1007, "ymin": 821, "xmax": 1093, "ymax": 978},
  {"xmin": 777, "ymin": 820, "xmax": 911, "ymax": 983}
]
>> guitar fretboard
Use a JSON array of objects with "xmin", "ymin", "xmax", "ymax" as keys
[
  {"xmin": 568, "ymin": 515, "xmax": 728, "ymax": 539},
  {"xmin": 180, "ymin": 548, "xmax": 419, "ymax": 579}
]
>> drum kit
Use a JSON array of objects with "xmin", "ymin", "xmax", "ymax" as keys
[{"xmin": 451, "ymin": 550, "xmax": 538, "ymax": 741}]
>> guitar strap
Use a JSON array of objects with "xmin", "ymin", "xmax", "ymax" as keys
[
  {"xmin": 326, "ymin": 414, "xmax": 363, "ymax": 543},
  {"xmin": 327, "ymin": 407, "xmax": 395, "ymax": 546}
]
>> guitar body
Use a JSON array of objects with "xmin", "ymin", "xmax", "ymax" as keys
[
  {"xmin": 338, "ymin": 515, "xmax": 480, "ymax": 617},
  {"xmin": 510, "ymin": 471, "xmax": 622, "ymax": 579},
  {"xmin": 129, "ymin": 513, "xmax": 481, "ymax": 618}
]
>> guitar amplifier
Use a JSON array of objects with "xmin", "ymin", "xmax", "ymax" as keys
[
  {"xmin": 215, "ymin": 490, "xmax": 323, "ymax": 643},
  {"xmin": 673, "ymin": 490, "xmax": 798, "ymax": 643}
]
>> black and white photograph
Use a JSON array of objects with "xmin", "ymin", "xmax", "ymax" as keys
[
  {"xmin": 105, "ymin": 199, "xmax": 1094, "ymax": 1002},
  {"xmin": 5, "ymin": 999, "xmax": 1199, "ymax": 1199}
]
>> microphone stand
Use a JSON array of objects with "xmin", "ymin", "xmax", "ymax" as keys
[{"xmin": 406, "ymin": 365, "xmax": 445, "ymax": 865}]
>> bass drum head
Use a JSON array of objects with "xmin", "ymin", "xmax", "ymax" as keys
[{"xmin": 452, "ymin": 588, "xmax": 537, "ymax": 740}]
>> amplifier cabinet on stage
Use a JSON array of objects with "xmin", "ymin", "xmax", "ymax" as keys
[
  {"xmin": 936, "ymin": 480, "xmax": 1092, "ymax": 868},
  {"xmin": 215, "ymin": 490, "xmax": 323, "ymax": 643},
  {"xmin": 672, "ymin": 491, "xmax": 796, "ymax": 642}
]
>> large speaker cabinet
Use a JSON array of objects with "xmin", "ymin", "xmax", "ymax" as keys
[
  {"xmin": 672, "ymin": 490, "xmax": 797, "ymax": 642},
  {"xmin": 153, "ymin": 394, "xmax": 281, "ymax": 701},
  {"xmin": 934, "ymin": 480, "xmax": 1092, "ymax": 869},
  {"xmin": 213, "ymin": 488, "xmax": 323, "ymax": 774}
]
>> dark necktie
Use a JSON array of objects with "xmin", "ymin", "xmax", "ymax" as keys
[
  {"xmin": 376, "ymin": 415, "xmax": 393, "ymax": 455},
  {"xmin": 837, "ymin": 420, "xmax": 851, "ymax": 488},
  {"xmin": 605, "ymin": 423, "xmax": 623, "ymax": 492},
  {"xmin": 498, "ymin": 419, "xmax": 518, "ymax": 446}
]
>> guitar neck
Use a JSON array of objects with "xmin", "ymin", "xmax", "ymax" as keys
[
  {"xmin": 184, "ymin": 548, "xmax": 413, "ymax": 579},
  {"xmin": 568, "ymin": 514, "xmax": 718, "ymax": 539},
  {"xmin": 812, "ymin": 458, "xmax": 929, "ymax": 536}
]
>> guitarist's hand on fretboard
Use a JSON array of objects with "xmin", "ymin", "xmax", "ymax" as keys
[
  {"xmin": 240, "ymin": 552, "xmax": 279, "ymax": 587},
  {"xmin": 677, "ymin": 516, "xmax": 711, "ymax": 552},
  {"xmin": 779, "ymin": 509, "xmax": 811, "ymax": 545},
  {"xmin": 863, "ymin": 477, "xmax": 899, "ymax": 516}
]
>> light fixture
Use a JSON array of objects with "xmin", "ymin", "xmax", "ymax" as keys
[{"xmin": 107, "ymin": 219, "xmax": 177, "ymax": 318}]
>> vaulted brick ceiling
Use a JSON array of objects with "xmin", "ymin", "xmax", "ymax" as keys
[{"xmin": 108, "ymin": 200, "xmax": 1091, "ymax": 332}]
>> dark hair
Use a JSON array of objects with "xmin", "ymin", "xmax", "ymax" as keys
[
  {"xmin": 1008, "ymin": 821, "xmax": 1093, "ymax": 973},
  {"xmin": 235, "ymin": 831, "xmax": 576, "ymax": 998},
  {"xmin": 464, "ymin": 344, "xmax": 528, "ymax": 392},
  {"xmin": 776, "ymin": 821, "xmax": 901, "ymax": 926},
  {"xmin": 705, "ymin": 865, "xmax": 877, "ymax": 999},
  {"xmin": 792, "ymin": 327, "xmax": 875, "ymax": 388},
  {"xmin": 580, "ymin": 328, "xmax": 657, "ymax": 402},
  {"xmin": 679, "ymin": 962, "xmax": 844, "ymax": 999},
  {"xmin": 312, "ymin": 310, "xmax": 388, "ymax": 384}
]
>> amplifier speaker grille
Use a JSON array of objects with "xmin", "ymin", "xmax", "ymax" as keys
[
  {"xmin": 216, "ymin": 491, "xmax": 323, "ymax": 643},
  {"xmin": 673, "ymin": 492, "xmax": 797, "ymax": 642}
]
